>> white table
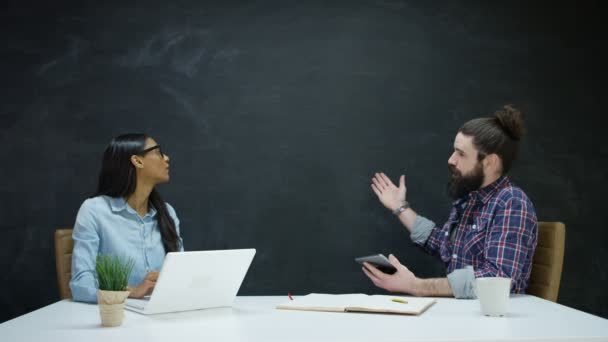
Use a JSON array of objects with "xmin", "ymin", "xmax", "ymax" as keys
[{"xmin": 1, "ymin": 295, "xmax": 608, "ymax": 341}]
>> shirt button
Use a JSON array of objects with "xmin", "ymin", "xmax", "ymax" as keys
[
  {"xmin": 445, "ymin": 231, "xmax": 449, "ymax": 236},
  {"xmin": 452, "ymin": 254, "xmax": 458, "ymax": 259},
  {"xmin": 472, "ymin": 224, "xmax": 477, "ymax": 230}
]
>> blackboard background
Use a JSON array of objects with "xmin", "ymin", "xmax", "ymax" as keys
[{"xmin": 1, "ymin": 0, "xmax": 606, "ymax": 323}]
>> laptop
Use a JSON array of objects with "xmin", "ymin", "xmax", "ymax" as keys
[{"xmin": 125, "ymin": 249, "xmax": 256, "ymax": 314}]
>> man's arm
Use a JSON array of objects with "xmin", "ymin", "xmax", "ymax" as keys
[
  {"xmin": 414, "ymin": 278, "xmax": 454, "ymax": 297},
  {"xmin": 371, "ymin": 172, "xmax": 412, "ymax": 229},
  {"xmin": 362, "ymin": 254, "xmax": 454, "ymax": 297},
  {"xmin": 370, "ymin": 172, "xmax": 444, "ymax": 255}
]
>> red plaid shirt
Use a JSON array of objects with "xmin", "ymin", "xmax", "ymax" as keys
[{"xmin": 415, "ymin": 176, "xmax": 538, "ymax": 293}]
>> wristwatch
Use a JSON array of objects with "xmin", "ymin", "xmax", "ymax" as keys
[{"xmin": 392, "ymin": 201, "xmax": 410, "ymax": 215}]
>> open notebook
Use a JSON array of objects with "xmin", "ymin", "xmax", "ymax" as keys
[{"xmin": 276, "ymin": 293, "xmax": 436, "ymax": 315}]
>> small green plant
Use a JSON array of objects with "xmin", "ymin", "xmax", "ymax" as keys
[{"xmin": 95, "ymin": 255, "xmax": 135, "ymax": 291}]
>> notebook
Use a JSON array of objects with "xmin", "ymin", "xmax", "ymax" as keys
[
  {"xmin": 125, "ymin": 249, "xmax": 256, "ymax": 314},
  {"xmin": 276, "ymin": 293, "xmax": 436, "ymax": 315}
]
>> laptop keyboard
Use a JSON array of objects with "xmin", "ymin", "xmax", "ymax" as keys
[{"xmin": 125, "ymin": 297, "xmax": 150, "ymax": 310}]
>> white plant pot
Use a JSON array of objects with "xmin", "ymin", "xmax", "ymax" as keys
[{"xmin": 97, "ymin": 289, "xmax": 130, "ymax": 327}]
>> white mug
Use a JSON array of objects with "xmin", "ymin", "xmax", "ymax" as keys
[{"xmin": 475, "ymin": 277, "xmax": 511, "ymax": 316}]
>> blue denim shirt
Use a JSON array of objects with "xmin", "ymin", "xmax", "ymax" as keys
[{"xmin": 69, "ymin": 195, "xmax": 183, "ymax": 303}]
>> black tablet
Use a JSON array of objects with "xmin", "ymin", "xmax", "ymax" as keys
[{"xmin": 355, "ymin": 254, "xmax": 397, "ymax": 274}]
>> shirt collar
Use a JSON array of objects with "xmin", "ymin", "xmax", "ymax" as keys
[
  {"xmin": 452, "ymin": 195, "xmax": 469, "ymax": 207},
  {"xmin": 472, "ymin": 176, "xmax": 510, "ymax": 204},
  {"xmin": 108, "ymin": 196, "xmax": 157, "ymax": 218},
  {"xmin": 108, "ymin": 196, "xmax": 127, "ymax": 212}
]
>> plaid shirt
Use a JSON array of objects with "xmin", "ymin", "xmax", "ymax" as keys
[{"xmin": 415, "ymin": 176, "xmax": 538, "ymax": 293}]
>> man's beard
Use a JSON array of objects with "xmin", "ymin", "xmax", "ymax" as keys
[{"xmin": 447, "ymin": 162, "xmax": 485, "ymax": 200}]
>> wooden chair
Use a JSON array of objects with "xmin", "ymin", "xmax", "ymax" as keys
[
  {"xmin": 526, "ymin": 222, "xmax": 566, "ymax": 302},
  {"xmin": 54, "ymin": 229, "xmax": 74, "ymax": 299}
]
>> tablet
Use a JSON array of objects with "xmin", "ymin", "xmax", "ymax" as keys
[{"xmin": 355, "ymin": 254, "xmax": 397, "ymax": 274}]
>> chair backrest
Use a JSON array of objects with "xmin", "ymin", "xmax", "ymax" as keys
[
  {"xmin": 527, "ymin": 221, "xmax": 566, "ymax": 302},
  {"xmin": 54, "ymin": 229, "xmax": 74, "ymax": 299}
]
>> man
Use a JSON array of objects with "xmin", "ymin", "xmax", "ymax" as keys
[{"xmin": 364, "ymin": 105, "xmax": 538, "ymax": 298}]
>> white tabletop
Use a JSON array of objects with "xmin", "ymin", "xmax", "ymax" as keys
[{"xmin": 1, "ymin": 295, "xmax": 608, "ymax": 341}]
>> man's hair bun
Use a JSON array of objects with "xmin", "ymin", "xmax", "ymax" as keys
[{"xmin": 495, "ymin": 105, "xmax": 524, "ymax": 141}]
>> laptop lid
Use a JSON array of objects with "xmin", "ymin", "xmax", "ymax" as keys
[{"xmin": 125, "ymin": 248, "xmax": 256, "ymax": 314}]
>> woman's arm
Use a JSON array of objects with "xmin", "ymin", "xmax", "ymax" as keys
[{"xmin": 69, "ymin": 200, "xmax": 100, "ymax": 303}]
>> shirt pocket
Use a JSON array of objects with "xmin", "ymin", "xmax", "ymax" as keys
[{"xmin": 463, "ymin": 217, "xmax": 490, "ymax": 257}]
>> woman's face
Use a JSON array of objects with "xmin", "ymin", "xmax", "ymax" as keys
[{"xmin": 135, "ymin": 137, "xmax": 170, "ymax": 184}]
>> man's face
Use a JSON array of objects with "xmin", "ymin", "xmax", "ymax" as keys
[{"xmin": 447, "ymin": 133, "xmax": 485, "ymax": 200}]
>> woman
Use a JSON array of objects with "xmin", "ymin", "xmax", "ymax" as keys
[{"xmin": 70, "ymin": 133, "xmax": 183, "ymax": 303}]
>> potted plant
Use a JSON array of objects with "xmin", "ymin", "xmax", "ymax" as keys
[{"xmin": 95, "ymin": 254, "xmax": 135, "ymax": 327}]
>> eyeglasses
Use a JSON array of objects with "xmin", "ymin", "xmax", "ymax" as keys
[{"xmin": 138, "ymin": 145, "xmax": 164, "ymax": 158}]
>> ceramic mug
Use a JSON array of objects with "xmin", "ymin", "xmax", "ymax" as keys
[{"xmin": 475, "ymin": 277, "xmax": 511, "ymax": 316}]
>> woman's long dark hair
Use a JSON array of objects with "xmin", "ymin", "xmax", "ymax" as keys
[{"xmin": 94, "ymin": 133, "xmax": 179, "ymax": 253}]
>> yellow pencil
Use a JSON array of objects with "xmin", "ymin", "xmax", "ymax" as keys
[{"xmin": 391, "ymin": 298, "xmax": 408, "ymax": 304}]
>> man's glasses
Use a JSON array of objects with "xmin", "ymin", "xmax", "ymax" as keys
[{"xmin": 138, "ymin": 145, "xmax": 164, "ymax": 158}]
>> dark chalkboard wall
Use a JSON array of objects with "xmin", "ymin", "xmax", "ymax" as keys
[{"xmin": 1, "ymin": 0, "xmax": 606, "ymax": 322}]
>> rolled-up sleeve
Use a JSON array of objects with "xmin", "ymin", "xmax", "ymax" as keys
[
  {"xmin": 411, "ymin": 215, "xmax": 448, "ymax": 258},
  {"xmin": 447, "ymin": 266, "xmax": 476, "ymax": 299},
  {"xmin": 410, "ymin": 215, "xmax": 435, "ymax": 244},
  {"xmin": 69, "ymin": 200, "xmax": 100, "ymax": 303}
]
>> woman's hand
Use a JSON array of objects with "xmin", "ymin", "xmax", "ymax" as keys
[{"xmin": 127, "ymin": 271, "xmax": 159, "ymax": 298}]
